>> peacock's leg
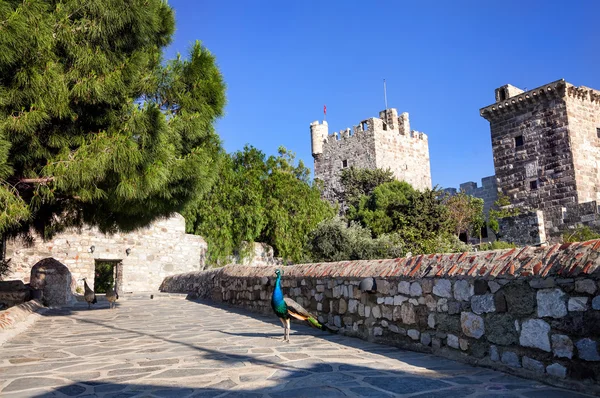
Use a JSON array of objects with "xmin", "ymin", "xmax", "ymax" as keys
[{"xmin": 285, "ymin": 318, "xmax": 291, "ymax": 343}]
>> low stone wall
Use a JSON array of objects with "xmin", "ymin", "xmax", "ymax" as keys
[
  {"xmin": 0, "ymin": 300, "xmax": 45, "ymax": 332},
  {"xmin": 5, "ymin": 213, "xmax": 207, "ymax": 292},
  {"xmin": 161, "ymin": 241, "xmax": 600, "ymax": 394}
]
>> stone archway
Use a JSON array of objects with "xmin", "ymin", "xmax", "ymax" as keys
[{"xmin": 30, "ymin": 258, "xmax": 74, "ymax": 306}]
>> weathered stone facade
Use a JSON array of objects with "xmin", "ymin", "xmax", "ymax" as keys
[
  {"xmin": 161, "ymin": 241, "xmax": 600, "ymax": 394},
  {"xmin": 480, "ymin": 79, "xmax": 600, "ymax": 241},
  {"xmin": 311, "ymin": 108, "xmax": 431, "ymax": 203},
  {"xmin": 498, "ymin": 210, "xmax": 547, "ymax": 246},
  {"xmin": 5, "ymin": 213, "xmax": 206, "ymax": 293}
]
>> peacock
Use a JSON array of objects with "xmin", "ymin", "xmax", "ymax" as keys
[
  {"xmin": 105, "ymin": 280, "xmax": 119, "ymax": 310},
  {"xmin": 270, "ymin": 268, "xmax": 333, "ymax": 342},
  {"xmin": 80, "ymin": 277, "xmax": 97, "ymax": 309}
]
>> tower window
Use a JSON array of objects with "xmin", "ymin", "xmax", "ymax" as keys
[
  {"xmin": 596, "ymin": 127, "xmax": 600, "ymax": 139},
  {"xmin": 515, "ymin": 135, "xmax": 524, "ymax": 148},
  {"xmin": 361, "ymin": 121, "xmax": 368, "ymax": 131},
  {"xmin": 499, "ymin": 89, "xmax": 507, "ymax": 101},
  {"xmin": 342, "ymin": 160, "xmax": 348, "ymax": 168},
  {"xmin": 530, "ymin": 180, "xmax": 538, "ymax": 190}
]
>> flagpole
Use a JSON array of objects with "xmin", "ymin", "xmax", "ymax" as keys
[
  {"xmin": 324, "ymin": 104, "xmax": 327, "ymax": 122},
  {"xmin": 384, "ymin": 79, "xmax": 388, "ymax": 110}
]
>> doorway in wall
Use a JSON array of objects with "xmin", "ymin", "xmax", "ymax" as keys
[{"xmin": 94, "ymin": 260, "xmax": 122, "ymax": 294}]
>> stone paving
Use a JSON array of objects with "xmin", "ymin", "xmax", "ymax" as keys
[{"xmin": 0, "ymin": 297, "xmax": 595, "ymax": 398}]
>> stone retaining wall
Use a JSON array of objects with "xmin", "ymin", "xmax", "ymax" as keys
[
  {"xmin": 161, "ymin": 241, "xmax": 600, "ymax": 394},
  {"xmin": 5, "ymin": 213, "xmax": 206, "ymax": 292}
]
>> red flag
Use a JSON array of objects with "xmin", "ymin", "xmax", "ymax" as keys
[{"xmin": 324, "ymin": 105, "xmax": 327, "ymax": 115}]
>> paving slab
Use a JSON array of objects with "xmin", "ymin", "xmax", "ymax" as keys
[{"xmin": 0, "ymin": 298, "xmax": 593, "ymax": 397}]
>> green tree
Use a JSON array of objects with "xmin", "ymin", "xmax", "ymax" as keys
[
  {"xmin": 186, "ymin": 146, "xmax": 335, "ymax": 265},
  {"xmin": 488, "ymin": 192, "xmax": 520, "ymax": 235},
  {"xmin": 336, "ymin": 167, "xmax": 395, "ymax": 210},
  {"xmin": 0, "ymin": 0, "xmax": 226, "ymax": 239},
  {"xmin": 350, "ymin": 181, "xmax": 459, "ymax": 255},
  {"xmin": 443, "ymin": 191, "xmax": 485, "ymax": 240}
]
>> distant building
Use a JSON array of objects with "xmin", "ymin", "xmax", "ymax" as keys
[
  {"xmin": 311, "ymin": 108, "xmax": 431, "ymax": 203},
  {"xmin": 480, "ymin": 79, "xmax": 600, "ymax": 243}
]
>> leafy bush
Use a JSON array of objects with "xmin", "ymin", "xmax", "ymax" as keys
[
  {"xmin": 562, "ymin": 225, "xmax": 600, "ymax": 243},
  {"xmin": 303, "ymin": 217, "xmax": 404, "ymax": 262},
  {"xmin": 478, "ymin": 240, "xmax": 517, "ymax": 251}
]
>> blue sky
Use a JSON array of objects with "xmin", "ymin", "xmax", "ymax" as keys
[{"xmin": 164, "ymin": 0, "xmax": 599, "ymax": 190}]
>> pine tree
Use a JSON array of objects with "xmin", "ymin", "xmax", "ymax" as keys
[{"xmin": 0, "ymin": 0, "xmax": 226, "ymax": 238}]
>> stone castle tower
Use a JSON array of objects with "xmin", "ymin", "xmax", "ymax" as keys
[
  {"xmin": 311, "ymin": 108, "xmax": 432, "ymax": 202},
  {"xmin": 480, "ymin": 79, "xmax": 600, "ymax": 237}
]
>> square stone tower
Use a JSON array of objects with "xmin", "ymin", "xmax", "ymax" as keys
[
  {"xmin": 311, "ymin": 108, "xmax": 432, "ymax": 202},
  {"xmin": 480, "ymin": 79, "xmax": 600, "ymax": 234}
]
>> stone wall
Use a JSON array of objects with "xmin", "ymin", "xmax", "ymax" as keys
[
  {"xmin": 566, "ymin": 85, "xmax": 600, "ymax": 204},
  {"xmin": 5, "ymin": 213, "xmax": 206, "ymax": 293},
  {"xmin": 498, "ymin": 210, "xmax": 547, "ymax": 246},
  {"xmin": 161, "ymin": 242, "xmax": 600, "ymax": 394},
  {"xmin": 311, "ymin": 107, "xmax": 431, "ymax": 204}
]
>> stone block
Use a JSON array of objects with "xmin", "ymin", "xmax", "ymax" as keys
[
  {"xmin": 523, "ymin": 356, "xmax": 545, "ymax": 374},
  {"xmin": 420, "ymin": 332, "xmax": 431, "ymax": 346},
  {"xmin": 338, "ymin": 298, "xmax": 347, "ymax": 314},
  {"xmin": 493, "ymin": 291, "xmax": 507, "ymax": 313},
  {"xmin": 459, "ymin": 339, "xmax": 469, "ymax": 351},
  {"xmin": 428, "ymin": 313, "xmax": 435, "ymax": 328},
  {"xmin": 575, "ymin": 279, "xmax": 596, "ymax": 294},
  {"xmin": 454, "ymin": 280, "xmax": 473, "ymax": 301},
  {"xmin": 490, "ymin": 345, "xmax": 499, "ymax": 362},
  {"xmin": 473, "ymin": 279, "xmax": 488, "ymax": 295},
  {"xmin": 393, "ymin": 295, "xmax": 408, "ymax": 306},
  {"xmin": 488, "ymin": 281, "xmax": 501, "ymax": 294},
  {"xmin": 398, "ymin": 281, "xmax": 410, "ymax": 295},
  {"xmin": 433, "ymin": 279, "xmax": 452, "ymax": 298},
  {"xmin": 436, "ymin": 313, "xmax": 460, "ymax": 334},
  {"xmin": 400, "ymin": 303, "xmax": 416, "ymax": 324},
  {"xmin": 503, "ymin": 282, "xmax": 535, "ymax": 315},
  {"xmin": 519, "ymin": 319, "xmax": 551, "ymax": 352},
  {"xmin": 593, "ymin": 296, "xmax": 600, "ymax": 310},
  {"xmin": 447, "ymin": 334, "xmax": 459, "ymax": 349},
  {"xmin": 407, "ymin": 329, "xmax": 420, "ymax": 340},
  {"xmin": 546, "ymin": 363, "xmax": 567, "ymax": 378},
  {"xmin": 373, "ymin": 327, "xmax": 383, "ymax": 336},
  {"xmin": 432, "ymin": 337, "xmax": 441, "ymax": 349},
  {"xmin": 436, "ymin": 298, "xmax": 448, "ymax": 312},
  {"xmin": 537, "ymin": 288, "xmax": 567, "ymax": 318},
  {"xmin": 471, "ymin": 294, "xmax": 495, "ymax": 314},
  {"xmin": 501, "ymin": 351, "xmax": 521, "ymax": 368},
  {"xmin": 551, "ymin": 334, "xmax": 573, "ymax": 359},
  {"xmin": 576, "ymin": 338, "xmax": 600, "ymax": 361},
  {"xmin": 410, "ymin": 282, "xmax": 422, "ymax": 297},
  {"xmin": 348, "ymin": 299, "xmax": 358, "ymax": 314},
  {"xmin": 568, "ymin": 297, "xmax": 588, "ymax": 311},
  {"xmin": 461, "ymin": 312, "xmax": 484, "ymax": 339},
  {"xmin": 421, "ymin": 279, "xmax": 433, "ymax": 294},
  {"xmin": 486, "ymin": 314, "xmax": 518, "ymax": 345},
  {"xmin": 529, "ymin": 278, "xmax": 555, "ymax": 289}
]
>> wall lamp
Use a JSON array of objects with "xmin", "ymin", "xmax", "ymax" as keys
[
  {"xmin": 126, "ymin": 248, "xmax": 131, "ymax": 256},
  {"xmin": 89, "ymin": 245, "xmax": 95, "ymax": 253}
]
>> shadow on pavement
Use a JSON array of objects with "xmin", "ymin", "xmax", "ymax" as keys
[{"xmin": 4, "ymin": 299, "xmax": 592, "ymax": 398}]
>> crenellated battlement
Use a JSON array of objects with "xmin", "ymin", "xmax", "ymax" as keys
[
  {"xmin": 311, "ymin": 107, "xmax": 432, "ymax": 202},
  {"xmin": 312, "ymin": 109, "xmax": 428, "ymax": 155}
]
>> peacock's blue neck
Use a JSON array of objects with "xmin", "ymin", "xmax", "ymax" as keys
[{"xmin": 272, "ymin": 274, "xmax": 284, "ymax": 304}]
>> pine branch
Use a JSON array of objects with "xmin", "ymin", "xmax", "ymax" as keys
[{"xmin": 20, "ymin": 177, "xmax": 54, "ymax": 184}]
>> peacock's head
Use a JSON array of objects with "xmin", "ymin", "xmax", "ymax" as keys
[{"xmin": 274, "ymin": 269, "xmax": 282, "ymax": 278}]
